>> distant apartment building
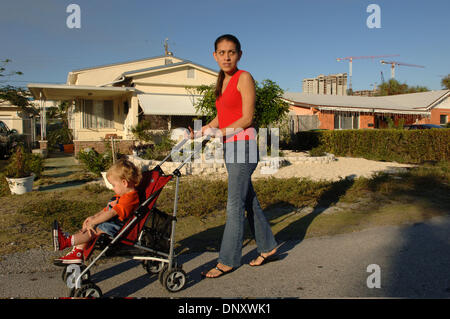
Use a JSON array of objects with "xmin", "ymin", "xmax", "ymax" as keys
[
  {"xmin": 302, "ymin": 73, "xmax": 348, "ymax": 96},
  {"xmin": 352, "ymin": 89, "xmax": 378, "ymax": 97}
]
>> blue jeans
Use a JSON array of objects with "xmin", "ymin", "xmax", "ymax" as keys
[
  {"xmin": 218, "ymin": 139, "xmax": 278, "ymax": 268},
  {"xmin": 96, "ymin": 217, "xmax": 123, "ymax": 237}
]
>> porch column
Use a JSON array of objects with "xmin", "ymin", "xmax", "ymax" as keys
[{"xmin": 38, "ymin": 91, "xmax": 48, "ymax": 154}]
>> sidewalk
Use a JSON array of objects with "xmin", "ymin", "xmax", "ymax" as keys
[
  {"xmin": 36, "ymin": 152, "xmax": 99, "ymax": 192},
  {"xmin": 1, "ymin": 215, "xmax": 449, "ymax": 298}
]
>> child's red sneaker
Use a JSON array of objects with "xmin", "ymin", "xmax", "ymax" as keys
[
  {"xmin": 52, "ymin": 220, "xmax": 72, "ymax": 251},
  {"xmin": 54, "ymin": 247, "xmax": 84, "ymax": 265}
]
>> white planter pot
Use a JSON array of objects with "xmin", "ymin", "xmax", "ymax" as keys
[
  {"xmin": 101, "ymin": 172, "xmax": 114, "ymax": 190},
  {"xmin": 5, "ymin": 174, "xmax": 35, "ymax": 195}
]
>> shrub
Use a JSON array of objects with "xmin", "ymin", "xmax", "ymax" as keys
[
  {"xmin": 285, "ymin": 129, "xmax": 450, "ymax": 164},
  {"xmin": 47, "ymin": 126, "xmax": 73, "ymax": 147},
  {"xmin": 4, "ymin": 146, "xmax": 44, "ymax": 179},
  {"xmin": 77, "ymin": 148, "xmax": 112, "ymax": 177}
]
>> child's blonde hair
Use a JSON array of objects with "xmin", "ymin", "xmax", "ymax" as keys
[{"xmin": 106, "ymin": 158, "xmax": 142, "ymax": 187}]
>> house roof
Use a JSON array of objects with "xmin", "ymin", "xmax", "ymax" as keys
[
  {"xmin": 70, "ymin": 55, "xmax": 181, "ymax": 72},
  {"xmin": 121, "ymin": 60, "xmax": 218, "ymax": 78},
  {"xmin": 283, "ymin": 90, "xmax": 450, "ymax": 114},
  {"xmin": 70, "ymin": 55, "xmax": 218, "ymax": 76},
  {"xmin": 27, "ymin": 83, "xmax": 135, "ymax": 100}
]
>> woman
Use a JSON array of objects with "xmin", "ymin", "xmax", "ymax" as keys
[{"xmin": 193, "ymin": 34, "xmax": 278, "ymax": 278}]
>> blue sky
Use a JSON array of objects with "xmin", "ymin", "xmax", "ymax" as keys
[{"xmin": 1, "ymin": 0, "xmax": 449, "ymax": 92}]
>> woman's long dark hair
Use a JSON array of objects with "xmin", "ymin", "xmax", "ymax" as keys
[{"xmin": 214, "ymin": 34, "xmax": 241, "ymax": 98}]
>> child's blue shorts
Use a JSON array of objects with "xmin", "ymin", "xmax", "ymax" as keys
[{"xmin": 96, "ymin": 217, "xmax": 124, "ymax": 237}]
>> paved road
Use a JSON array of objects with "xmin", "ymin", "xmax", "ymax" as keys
[{"xmin": 1, "ymin": 216, "xmax": 449, "ymax": 299}]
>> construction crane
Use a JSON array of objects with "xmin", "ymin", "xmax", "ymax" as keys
[
  {"xmin": 336, "ymin": 55, "xmax": 399, "ymax": 92},
  {"xmin": 380, "ymin": 71, "xmax": 385, "ymax": 84},
  {"xmin": 380, "ymin": 60, "xmax": 425, "ymax": 79}
]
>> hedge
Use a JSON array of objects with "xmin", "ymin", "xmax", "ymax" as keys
[{"xmin": 283, "ymin": 129, "xmax": 450, "ymax": 164}]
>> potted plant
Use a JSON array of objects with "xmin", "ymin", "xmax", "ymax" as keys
[
  {"xmin": 4, "ymin": 146, "xmax": 44, "ymax": 194},
  {"xmin": 48, "ymin": 126, "xmax": 73, "ymax": 153}
]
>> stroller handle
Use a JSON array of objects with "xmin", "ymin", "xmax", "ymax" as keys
[{"xmin": 157, "ymin": 134, "xmax": 213, "ymax": 169}]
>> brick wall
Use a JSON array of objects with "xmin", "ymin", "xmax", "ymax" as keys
[
  {"xmin": 359, "ymin": 114, "xmax": 374, "ymax": 129},
  {"xmin": 318, "ymin": 111, "xmax": 334, "ymax": 129}
]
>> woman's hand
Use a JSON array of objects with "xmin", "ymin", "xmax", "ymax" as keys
[{"xmin": 187, "ymin": 125, "xmax": 216, "ymax": 139}]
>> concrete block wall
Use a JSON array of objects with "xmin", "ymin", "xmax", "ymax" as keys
[{"xmin": 126, "ymin": 152, "xmax": 336, "ymax": 177}]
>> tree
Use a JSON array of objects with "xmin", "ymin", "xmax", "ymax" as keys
[
  {"xmin": 0, "ymin": 59, "xmax": 38, "ymax": 115},
  {"xmin": 441, "ymin": 74, "xmax": 450, "ymax": 90},
  {"xmin": 376, "ymin": 79, "xmax": 429, "ymax": 96},
  {"xmin": 188, "ymin": 79, "xmax": 290, "ymax": 128}
]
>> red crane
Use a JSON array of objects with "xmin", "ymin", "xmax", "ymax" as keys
[
  {"xmin": 336, "ymin": 54, "xmax": 400, "ymax": 92},
  {"xmin": 380, "ymin": 60, "xmax": 425, "ymax": 79}
]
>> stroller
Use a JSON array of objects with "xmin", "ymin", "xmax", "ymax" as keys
[{"xmin": 56, "ymin": 135, "xmax": 210, "ymax": 297}]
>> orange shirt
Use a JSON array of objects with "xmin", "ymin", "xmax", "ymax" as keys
[{"xmin": 110, "ymin": 190, "xmax": 140, "ymax": 221}]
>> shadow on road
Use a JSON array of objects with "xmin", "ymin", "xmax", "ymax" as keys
[
  {"xmin": 381, "ymin": 217, "xmax": 450, "ymax": 298},
  {"xmin": 169, "ymin": 176, "xmax": 356, "ymax": 292}
]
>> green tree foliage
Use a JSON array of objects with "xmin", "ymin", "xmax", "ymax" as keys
[
  {"xmin": 376, "ymin": 79, "xmax": 429, "ymax": 96},
  {"xmin": 0, "ymin": 59, "xmax": 38, "ymax": 115},
  {"xmin": 441, "ymin": 74, "xmax": 450, "ymax": 90},
  {"xmin": 189, "ymin": 79, "xmax": 290, "ymax": 128}
]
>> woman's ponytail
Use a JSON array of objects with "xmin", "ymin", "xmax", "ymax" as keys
[{"xmin": 215, "ymin": 70, "xmax": 225, "ymax": 98}]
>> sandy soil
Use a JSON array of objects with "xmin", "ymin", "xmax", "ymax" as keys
[{"xmin": 251, "ymin": 157, "xmax": 417, "ymax": 181}]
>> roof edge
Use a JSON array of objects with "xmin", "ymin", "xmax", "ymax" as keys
[{"xmin": 70, "ymin": 55, "xmax": 186, "ymax": 73}]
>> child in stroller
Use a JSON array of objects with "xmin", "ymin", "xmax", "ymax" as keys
[
  {"xmin": 52, "ymin": 158, "xmax": 141, "ymax": 265},
  {"xmin": 51, "ymin": 136, "xmax": 208, "ymax": 297}
]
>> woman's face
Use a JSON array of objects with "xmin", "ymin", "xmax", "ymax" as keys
[{"xmin": 213, "ymin": 40, "xmax": 242, "ymax": 74}]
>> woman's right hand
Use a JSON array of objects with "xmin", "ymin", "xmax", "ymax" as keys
[{"xmin": 187, "ymin": 126, "xmax": 206, "ymax": 139}]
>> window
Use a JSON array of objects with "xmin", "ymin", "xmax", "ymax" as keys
[
  {"xmin": 82, "ymin": 99, "xmax": 114, "ymax": 129},
  {"xmin": 440, "ymin": 114, "xmax": 448, "ymax": 125},
  {"xmin": 334, "ymin": 112, "xmax": 359, "ymax": 129},
  {"xmin": 187, "ymin": 68, "xmax": 195, "ymax": 79}
]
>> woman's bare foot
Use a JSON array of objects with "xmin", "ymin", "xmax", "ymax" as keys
[
  {"xmin": 249, "ymin": 248, "xmax": 277, "ymax": 266},
  {"xmin": 202, "ymin": 263, "xmax": 233, "ymax": 278}
]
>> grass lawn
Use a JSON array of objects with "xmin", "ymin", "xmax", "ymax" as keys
[{"xmin": 0, "ymin": 158, "xmax": 448, "ymax": 257}]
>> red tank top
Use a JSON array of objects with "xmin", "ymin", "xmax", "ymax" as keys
[{"xmin": 215, "ymin": 70, "xmax": 256, "ymax": 143}]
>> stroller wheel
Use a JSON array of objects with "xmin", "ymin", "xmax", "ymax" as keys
[
  {"xmin": 162, "ymin": 268, "xmax": 187, "ymax": 293},
  {"xmin": 73, "ymin": 283, "xmax": 103, "ymax": 298},
  {"xmin": 142, "ymin": 260, "xmax": 165, "ymax": 275}
]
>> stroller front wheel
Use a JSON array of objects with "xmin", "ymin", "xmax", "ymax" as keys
[
  {"xmin": 162, "ymin": 268, "xmax": 187, "ymax": 293},
  {"xmin": 73, "ymin": 283, "xmax": 103, "ymax": 298}
]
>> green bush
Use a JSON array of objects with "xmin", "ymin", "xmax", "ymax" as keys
[
  {"xmin": 47, "ymin": 126, "xmax": 73, "ymax": 147},
  {"xmin": 77, "ymin": 148, "xmax": 112, "ymax": 177},
  {"xmin": 140, "ymin": 133, "xmax": 176, "ymax": 161},
  {"xmin": 4, "ymin": 146, "xmax": 44, "ymax": 179},
  {"xmin": 285, "ymin": 129, "xmax": 450, "ymax": 164}
]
